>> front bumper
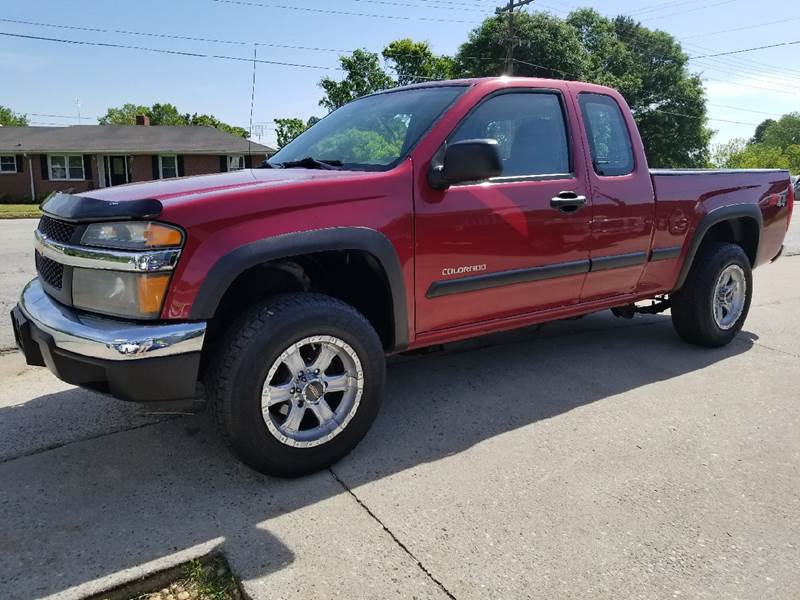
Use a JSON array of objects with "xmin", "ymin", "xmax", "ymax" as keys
[{"xmin": 11, "ymin": 279, "xmax": 206, "ymax": 402}]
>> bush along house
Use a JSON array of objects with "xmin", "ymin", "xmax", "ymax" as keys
[{"xmin": 0, "ymin": 116, "xmax": 274, "ymax": 202}]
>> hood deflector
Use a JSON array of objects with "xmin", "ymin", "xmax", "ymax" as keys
[{"xmin": 41, "ymin": 193, "xmax": 163, "ymax": 223}]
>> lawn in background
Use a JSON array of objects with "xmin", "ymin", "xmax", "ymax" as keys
[{"xmin": 0, "ymin": 205, "xmax": 41, "ymax": 219}]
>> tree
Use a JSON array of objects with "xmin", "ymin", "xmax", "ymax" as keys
[
  {"xmin": 382, "ymin": 39, "xmax": 455, "ymax": 85},
  {"xmin": 318, "ymin": 49, "xmax": 395, "ymax": 112},
  {"xmin": 450, "ymin": 9, "xmax": 711, "ymax": 167},
  {"xmin": 568, "ymin": 10, "xmax": 712, "ymax": 167},
  {"xmin": 750, "ymin": 119, "xmax": 776, "ymax": 144},
  {"xmin": 760, "ymin": 112, "xmax": 800, "ymax": 149},
  {"xmin": 712, "ymin": 137, "xmax": 800, "ymax": 174},
  {"xmin": 275, "ymin": 118, "xmax": 308, "ymax": 148},
  {"xmin": 0, "ymin": 106, "xmax": 28, "ymax": 126},
  {"xmin": 98, "ymin": 102, "xmax": 247, "ymax": 137},
  {"xmin": 456, "ymin": 12, "xmax": 591, "ymax": 80}
]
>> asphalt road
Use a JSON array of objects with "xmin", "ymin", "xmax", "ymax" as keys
[
  {"xmin": 0, "ymin": 255, "xmax": 798, "ymax": 600},
  {"xmin": 2, "ymin": 215, "xmax": 799, "ymax": 350}
]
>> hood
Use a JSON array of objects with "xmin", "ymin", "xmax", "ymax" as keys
[{"xmin": 83, "ymin": 168, "xmax": 365, "ymax": 204}]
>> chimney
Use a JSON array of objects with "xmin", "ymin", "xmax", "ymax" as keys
[{"xmin": 135, "ymin": 115, "xmax": 151, "ymax": 126}]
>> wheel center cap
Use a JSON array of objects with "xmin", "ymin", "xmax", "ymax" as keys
[{"xmin": 302, "ymin": 380, "xmax": 325, "ymax": 403}]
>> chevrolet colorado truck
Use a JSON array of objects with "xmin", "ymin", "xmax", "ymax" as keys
[{"xmin": 12, "ymin": 77, "xmax": 793, "ymax": 476}]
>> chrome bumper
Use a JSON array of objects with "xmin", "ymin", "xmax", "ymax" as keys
[{"xmin": 17, "ymin": 278, "xmax": 206, "ymax": 361}]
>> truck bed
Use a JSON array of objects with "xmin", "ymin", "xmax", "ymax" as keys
[{"xmin": 650, "ymin": 167, "xmax": 791, "ymax": 270}]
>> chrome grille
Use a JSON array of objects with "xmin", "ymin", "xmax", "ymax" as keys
[
  {"xmin": 35, "ymin": 252, "xmax": 64, "ymax": 289},
  {"xmin": 38, "ymin": 216, "xmax": 76, "ymax": 244}
]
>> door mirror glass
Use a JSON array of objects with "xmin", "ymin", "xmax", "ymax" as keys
[{"xmin": 429, "ymin": 139, "xmax": 502, "ymax": 189}]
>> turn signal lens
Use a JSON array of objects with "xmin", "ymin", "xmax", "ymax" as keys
[
  {"xmin": 137, "ymin": 273, "xmax": 171, "ymax": 315},
  {"xmin": 81, "ymin": 222, "xmax": 183, "ymax": 250},
  {"xmin": 143, "ymin": 223, "xmax": 183, "ymax": 247}
]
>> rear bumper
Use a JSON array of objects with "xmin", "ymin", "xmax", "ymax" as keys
[{"xmin": 11, "ymin": 279, "xmax": 206, "ymax": 402}]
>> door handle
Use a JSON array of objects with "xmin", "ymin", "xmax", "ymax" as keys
[{"xmin": 550, "ymin": 191, "xmax": 587, "ymax": 212}]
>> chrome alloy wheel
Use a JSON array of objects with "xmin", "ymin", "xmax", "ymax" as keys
[
  {"xmin": 712, "ymin": 264, "xmax": 746, "ymax": 330},
  {"xmin": 261, "ymin": 335, "xmax": 364, "ymax": 448}
]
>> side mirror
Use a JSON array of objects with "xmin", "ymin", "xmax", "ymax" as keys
[{"xmin": 428, "ymin": 139, "xmax": 503, "ymax": 190}]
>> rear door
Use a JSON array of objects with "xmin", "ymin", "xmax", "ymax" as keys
[
  {"xmin": 414, "ymin": 88, "xmax": 592, "ymax": 333},
  {"xmin": 572, "ymin": 89, "xmax": 656, "ymax": 300}
]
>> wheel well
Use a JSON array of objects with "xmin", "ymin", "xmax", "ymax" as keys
[
  {"xmin": 206, "ymin": 249, "xmax": 396, "ymax": 351},
  {"xmin": 698, "ymin": 217, "xmax": 759, "ymax": 266}
]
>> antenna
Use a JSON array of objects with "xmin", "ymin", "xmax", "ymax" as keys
[{"xmin": 75, "ymin": 98, "xmax": 82, "ymax": 124}]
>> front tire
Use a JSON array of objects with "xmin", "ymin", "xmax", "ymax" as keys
[
  {"xmin": 670, "ymin": 242, "xmax": 752, "ymax": 347},
  {"xmin": 207, "ymin": 293, "xmax": 385, "ymax": 477}
]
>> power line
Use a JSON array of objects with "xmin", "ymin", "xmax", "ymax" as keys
[
  {"xmin": 689, "ymin": 38, "xmax": 800, "ymax": 59},
  {"xmin": 0, "ymin": 31, "xmax": 342, "ymax": 70},
  {"xmin": 211, "ymin": 0, "xmax": 477, "ymax": 23},
  {"xmin": 641, "ymin": 0, "xmax": 741, "ymax": 21},
  {"xmin": 0, "ymin": 17, "xmax": 352, "ymax": 53},
  {"xmin": 707, "ymin": 103, "xmax": 783, "ymax": 117},
  {"xmin": 681, "ymin": 16, "xmax": 800, "ymax": 40}
]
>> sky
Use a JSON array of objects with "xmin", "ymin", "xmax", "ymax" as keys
[{"xmin": 1, "ymin": 0, "xmax": 798, "ymax": 150}]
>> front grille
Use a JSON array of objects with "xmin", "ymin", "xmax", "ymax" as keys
[
  {"xmin": 38, "ymin": 215, "xmax": 76, "ymax": 244},
  {"xmin": 36, "ymin": 252, "xmax": 64, "ymax": 289}
]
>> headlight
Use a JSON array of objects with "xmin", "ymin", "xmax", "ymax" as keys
[
  {"xmin": 81, "ymin": 222, "xmax": 183, "ymax": 250},
  {"xmin": 72, "ymin": 269, "xmax": 171, "ymax": 319}
]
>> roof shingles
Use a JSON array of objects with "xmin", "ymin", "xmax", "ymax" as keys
[{"xmin": 0, "ymin": 125, "xmax": 274, "ymax": 154}]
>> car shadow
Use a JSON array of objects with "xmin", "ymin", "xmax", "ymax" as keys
[{"xmin": 0, "ymin": 312, "xmax": 757, "ymax": 599}]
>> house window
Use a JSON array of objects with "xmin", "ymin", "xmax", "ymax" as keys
[
  {"xmin": 159, "ymin": 155, "xmax": 178, "ymax": 179},
  {"xmin": 49, "ymin": 155, "xmax": 84, "ymax": 180},
  {"xmin": 228, "ymin": 155, "xmax": 245, "ymax": 171},
  {"xmin": 0, "ymin": 155, "xmax": 17, "ymax": 173}
]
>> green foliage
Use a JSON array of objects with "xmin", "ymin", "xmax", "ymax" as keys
[
  {"xmin": 274, "ymin": 118, "xmax": 308, "ymax": 148},
  {"xmin": 712, "ymin": 136, "xmax": 800, "ymax": 174},
  {"xmin": 0, "ymin": 105, "xmax": 29, "ymax": 126},
  {"xmin": 750, "ymin": 119, "xmax": 776, "ymax": 144},
  {"xmin": 310, "ymin": 128, "xmax": 402, "ymax": 164},
  {"xmin": 321, "ymin": 9, "xmax": 712, "ymax": 168},
  {"xmin": 318, "ymin": 49, "xmax": 395, "ymax": 112},
  {"xmin": 382, "ymin": 39, "xmax": 455, "ymax": 85},
  {"xmin": 567, "ymin": 10, "xmax": 711, "ymax": 167},
  {"xmin": 760, "ymin": 112, "xmax": 800, "ymax": 149},
  {"xmin": 456, "ymin": 13, "xmax": 590, "ymax": 79},
  {"xmin": 98, "ymin": 103, "xmax": 247, "ymax": 137}
]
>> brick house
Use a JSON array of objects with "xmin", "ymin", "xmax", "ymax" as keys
[{"xmin": 0, "ymin": 118, "xmax": 274, "ymax": 202}]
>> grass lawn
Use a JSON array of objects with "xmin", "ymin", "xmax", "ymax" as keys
[{"xmin": 0, "ymin": 204, "xmax": 41, "ymax": 219}]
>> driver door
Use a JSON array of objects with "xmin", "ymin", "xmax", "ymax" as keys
[{"xmin": 414, "ymin": 89, "xmax": 592, "ymax": 333}]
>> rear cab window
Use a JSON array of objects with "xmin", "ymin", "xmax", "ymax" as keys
[{"xmin": 578, "ymin": 93, "xmax": 635, "ymax": 176}]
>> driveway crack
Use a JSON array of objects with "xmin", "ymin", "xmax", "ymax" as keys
[
  {"xmin": 0, "ymin": 416, "xmax": 181, "ymax": 465},
  {"xmin": 328, "ymin": 467, "xmax": 457, "ymax": 600}
]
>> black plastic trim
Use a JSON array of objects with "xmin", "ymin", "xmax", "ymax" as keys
[
  {"xmin": 11, "ymin": 305, "xmax": 199, "ymax": 402},
  {"xmin": 673, "ymin": 204, "xmax": 763, "ymax": 290},
  {"xmin": 591, "ymin": 251, "xmax": 647, "ymax": 271},
  {"xmin": 41, "ymin": 192, "xmax": 163, "ymax": 223},
  {"xmin": 649, "ymin": 245, "xmax": 682, "ymax": 262},
  {"xmin": 426, "ymin": 259, "xmax": 590, "ymax": 299},
  {"xmin": 190, "ymin": 227, "xmax": 409, "ymax": 351}
]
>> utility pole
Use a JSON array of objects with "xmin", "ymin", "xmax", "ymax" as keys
[{"xmin": 496, "ymin": 0, "xmax": 536, "ymax": 76}]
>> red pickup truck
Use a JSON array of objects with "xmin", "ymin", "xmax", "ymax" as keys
[{"xmin": 12, "ymin": 77, "xmax": 793, "ymax": 476}]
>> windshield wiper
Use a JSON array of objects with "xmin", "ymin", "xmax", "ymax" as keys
[{"xmin": 274, "ymin": 156, "xmax": 343, "ymax": 170}]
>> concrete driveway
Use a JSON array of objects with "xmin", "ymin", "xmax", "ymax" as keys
[{"xmin": 0, "ymin": 252, "xmax": 798, "ymax": 600}]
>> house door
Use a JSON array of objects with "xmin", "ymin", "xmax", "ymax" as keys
[{"xmin": 105, "ymin": 155, "xmax": 129, "ymax": 186}]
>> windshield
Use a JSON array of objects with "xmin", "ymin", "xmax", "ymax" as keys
[{"xmin": 268, "ymin": 85, "xmax": 467, "ymax": 171}]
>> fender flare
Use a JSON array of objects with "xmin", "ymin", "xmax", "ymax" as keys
[
  {"xmin": 189, "ymin": 227, "xmax": 409, "ymax": 351},
  {"xmin": 674, "ymin": 204, "xmax": 762, "ymax": 290}
]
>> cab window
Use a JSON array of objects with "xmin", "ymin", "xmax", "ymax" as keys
[
  {"xmin": 448, "ymin": 92, "xmax": 571, "ymax": 178},
  {"xmin": 578, "ymin": 93, "xmax": 635, "ymax": 176}
]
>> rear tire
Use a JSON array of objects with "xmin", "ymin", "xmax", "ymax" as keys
[
  {"xmin": 207, "ymin": 293, "xmax": 385, "ymax": 477},
  {"xmin": 670, "ymin": 242, "xmax": 752, "ymax": 347}
]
